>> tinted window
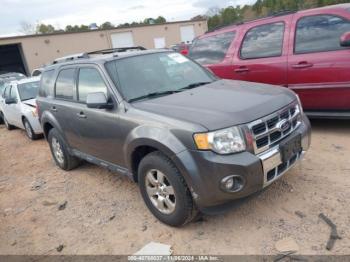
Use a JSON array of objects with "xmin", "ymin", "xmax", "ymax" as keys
[
  {"xmin": 295, "ymin": 15, "xmax": 350, "ymax": 54},
  {"xmin": 189, "ymin": 31, "xmax": 235, "ymax": 64},
  {"xmin": 106, "ymin": 52, "xmax": 215, "ymax": 102},
  {"xmin": 39, "ymin": 70, "xmax": 55, "ymax": 97},
  {"xmin": 55, "ymin": 69, "xmax": 75, "ymax": 100},
  {"xmin": 78, "ymin": 68, "xmax": 107, "ymax": 102},
  {"xmin": 18, "ymin": 81, "xmax": 40, "ymax": 101},
  {"xmin": 241, "ymin": 22, "xmax": 285, "ymax": 59},
  {"xmin": 0, "ymin": 80, "xmax": 4, "ymax": 96}
]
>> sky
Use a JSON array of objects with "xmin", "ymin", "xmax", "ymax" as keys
[{"xmin": 0, "ymin": 0, "xmax": 255, "ymax": 36}]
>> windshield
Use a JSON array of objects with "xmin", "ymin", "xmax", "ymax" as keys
[
  {"xmin": 18, "ymin": 81, "xmax": 40, "ymax": 101},
  {"xmin": 105, "ymin": 52, "xmax": 216, "ymax": 102}
]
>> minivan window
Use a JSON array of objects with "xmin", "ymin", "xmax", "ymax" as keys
[
  {"xmin": 295, "ymin": 15, "xmax": 350, "ymax": 54},
  {"xmin": 78, "ymin": 68, "xmax": 107, "ymax": 102},
  {"xmin": 189, "ymin": 31, "xmax": 236, "ymax": 65},
  {"xmin": 106, "ymin": 52, "xmax": 215, "ymax": 102},
  {"xmin": 39, "ymin": 70, "xmax": 55, "ymax": 97},
  {"xmin": 18, "ymin": 81, "xmax": 40, "ymax": 101},
  {"xmin": 55, "ymin": 69, "xmax": 76, "ymax": 100},
  {"xmin": 9, "ymin": 86, "xmax": 17, "ymax": 100},
  {"xmin": 240, "ymin": 22, "xmax": 285, "ymax": 59}
]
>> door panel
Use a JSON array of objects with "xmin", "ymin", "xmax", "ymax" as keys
[
  {"xmin": 231, "ymin": 18, "xmax": 291, "ymax": 86},
  {"xmin": 288, "ymin": 13, "xmax": 350, "ymax": 110}
]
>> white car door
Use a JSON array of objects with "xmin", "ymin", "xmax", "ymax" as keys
[{"xmin": 4, "ymin": 85, "xmax": 22, "ymax": 127}]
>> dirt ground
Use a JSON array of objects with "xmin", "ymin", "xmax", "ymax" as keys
[{"xmin": 0, "ymin": 119, "xmax": 349, "ymax": 255}]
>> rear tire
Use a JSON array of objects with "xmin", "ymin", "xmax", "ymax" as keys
[
  {"xmin": 0, "ymin": 112, "xmax": 4, "ymax": 125},
  {"xmin": 48, "ymin": 128, "xmax": 80, "ymax": 171},
  {"xmin": 3, "ymin": 114, "xmax": 15, "ymax": 130},
  {"xmin": 23, "ymin": 118, "xmax": 40, "ymax": 140},
  {"xmin": 138, "ymin": 151, "xmax": 198, "ymax": 227}
]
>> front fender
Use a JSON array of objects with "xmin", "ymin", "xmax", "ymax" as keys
[{"xmin": 124, "ymin": 125, "xmax": 187, "ymax": 168}]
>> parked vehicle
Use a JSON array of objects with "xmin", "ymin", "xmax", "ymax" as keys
[
  {"xmin": 0, "ymin": 72, "xmax": 27, "ymax": 124},
  {"xmin": 32, "ymin": 68, "xmax": 43, "ymax": 77},
  {"xmin": 189, "ymin": 4, "xmax": 350, "ymax": 118},
  {"xmin": 169, "ymin": 43, "xmax": 191, "ymax": 55},
  {"xmin": 0, "ymin": 77, "xmax": 43, "ymax": 140},
  {"xmin": 37, "ymin": 48, "xmax": 311, "ymax": 226}
]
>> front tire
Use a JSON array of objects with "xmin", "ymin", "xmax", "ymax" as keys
[
  {"xmin": 23, "ymin": 118, "xmax": 40, "ymax": 140},
  {"xmin": 48, "ymin": 128, "xmax": 80, "ymax": 171},
  {"xmin": 138, "ymin": 151, "xmax": 198, "ymax": 227}
]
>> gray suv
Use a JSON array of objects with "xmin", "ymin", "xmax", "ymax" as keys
[{"xmin": 37, "ymin": 48, "xmax": 311, "ymax": 226}]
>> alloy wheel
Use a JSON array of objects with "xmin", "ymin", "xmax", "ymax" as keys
[
  {"xmin": 145, "ymin": 169, "xmax": 176, "ymax": 214},
  {"xmin": 52, "ymin": 137, "xmax": 64, "ymax": 164}
]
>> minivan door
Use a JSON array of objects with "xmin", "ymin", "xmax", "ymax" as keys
[
  {"xmin": 231, "ymin": 17, "xmax": 291, "ymax": 86},
  {"xmin": 288, "ymin": 12, "xmax": 350, "ymax": 111}
]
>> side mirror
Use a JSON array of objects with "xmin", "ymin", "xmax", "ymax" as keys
[
  {"xmin": 340, "ymin": 32, "xmax": 350, "ymax": 47},
  {"xmin": 86, "ymin": 92, "xmax": 113, "ymax": 109},
  {"xmin": 5, "ymin": 97, "xmax": 16, "ymax": 104}
]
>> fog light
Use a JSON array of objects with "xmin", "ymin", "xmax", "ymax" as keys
[{"xmin": 221, "ymin": 175, "xmax": 244, "ymax": 192}]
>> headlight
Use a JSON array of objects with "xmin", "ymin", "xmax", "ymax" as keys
[{"xmin": 193, "ymin": 126, "xmax": 246, "ymax": 154}]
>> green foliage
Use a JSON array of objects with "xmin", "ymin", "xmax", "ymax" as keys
[
  {"xmin": 207, "ymin": 0, "xmax": 350, "ymax": 31},
  {"xmin": 36, "ymin": 23, "xmax": 55, "ymax": 34},
  {"xmin": 100, "ymin": 22, "xmax": 115, "ymax": 30}
]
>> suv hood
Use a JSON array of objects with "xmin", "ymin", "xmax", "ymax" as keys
[{"xmin": 132, "ymin": 80, "xmax": 296, "ymax": 130}]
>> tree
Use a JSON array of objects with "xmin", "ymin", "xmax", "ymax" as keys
[
  {"xmin": 100, "ymin": 21, "xmax": 115, "ymax": 29},
  {"xmin": 36, "ymin": 24, "xmax": 55, "ymax": 34},
  {"xmin": 154, "ymin": 16, "xmax": 166, "ymax": 23}
]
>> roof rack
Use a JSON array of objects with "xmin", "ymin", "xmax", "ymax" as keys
[
  {"xmin": 88, "ymin": 46, "xmax": 146, "ymax": 55},
  {"xmin": 51, "ymin": 46, "xmax": 147, "ymax": 64},
  {"xmin": 53, "ymin": 53, "xmax": 89, "ymax": 64},
  {"xmin": 206, "ymin": 10, "xmax": 297, "ymax": 33}
]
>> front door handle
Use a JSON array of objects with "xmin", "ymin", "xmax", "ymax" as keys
[
  {"xmin": 234, "ymin": 66, "xmax": 250, "ymax": 73},
  {"xmin": 292, "ymin": 61, "xmax": 313, "ymax": 69},
  {"xmin": 76, "ymin": 112, "xmax": 87, "ymax": 119},
  {"xmin": 50, "ymin": 106, "xmax": 57, "ymax": 112}
]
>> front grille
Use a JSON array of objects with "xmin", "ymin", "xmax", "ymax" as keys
[
  {"xmin": 248, "ymin": 103, "xmax": 301, "ymax": 154},
  {"xmin": 266, "ymin": 151, "xmax": 301, "ymax": 182}
]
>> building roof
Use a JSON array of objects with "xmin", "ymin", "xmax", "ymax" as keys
[{"xmin": 0, "ymin": 19, "xmax": 207, "ymax": 41}]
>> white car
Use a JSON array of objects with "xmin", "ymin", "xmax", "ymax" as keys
[{"xmin": 0, "ymin": 77, "xmax": 43, "ymax": 140}]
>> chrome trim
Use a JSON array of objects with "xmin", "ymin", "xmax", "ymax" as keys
[
  {"xmin": 247, "ymin": 102, "xmax": 301, "ymax": 154},
  {"xmin": 259, "ymin": 146, "xmax": 305, "ymax": 187}
]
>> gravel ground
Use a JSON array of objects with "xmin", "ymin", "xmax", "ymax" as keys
[{"xmin": 0, "ymin": 119, "xmax": 349, "ymax": 255}]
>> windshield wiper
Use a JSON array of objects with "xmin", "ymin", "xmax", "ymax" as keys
[
  {"xmin": 129, "ymin": 90, "xmax": 180, "ymax": 102},
  {"xmin": 179, "ymin": 81, "xmax": 212, "ymax": 91}
]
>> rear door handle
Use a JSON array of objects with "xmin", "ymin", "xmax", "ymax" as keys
[
  {"xmin": 76, "ymin": 112, "xmax": 87, "ymax": 119},
  {"xmin": 292, "ymin": 61, "xmax": 313, "ymax": 69},
  {"xmin": 50, "ymin": 106, "xmax": 57, "ymax": 112},
  {"xmin": 234, "ymin": 67, "xmax": 249, "ymax": 73}
]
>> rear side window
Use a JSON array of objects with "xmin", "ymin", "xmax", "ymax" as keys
[
  {"xmin": 4, "ymin": 86, "xmax": 11, "ymax": 98},
  {"xmin": 9, "ymin": 87, "xmax": 17, "ymax": 100},
  {"xmin": 39, "ymin": 70, "xmax": 55, "ymax": 97},
  {"xmin": 77, "ymin": 68, "xmax": 107, "ymax": 102},
  {"xmin": 240, "ymin": 22, "xmax": 285, "ymax": 59},
  {"xmin": 55, "ymin": 69, "xmax": 76, "ymax": 100},
  {"xmin": 189, "ymin": 31, "xmax": 235, "ymax": 65},
  {"xmin": 295, "ymin": 15, "xmax": 350, "ymax": 54}
]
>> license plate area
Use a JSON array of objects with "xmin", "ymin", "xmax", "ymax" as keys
[{"xmin": 280, "ymin": 133, "xmax": 302, "ymax": 163}]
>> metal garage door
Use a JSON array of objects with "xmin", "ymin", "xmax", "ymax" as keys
[
  {"xmin": 180, "ymin": 25, "xmax": 195, "ymax": 44},
  {"xmin": 111, "ymin": 32, "xmax": 135, "ymax": 48}
]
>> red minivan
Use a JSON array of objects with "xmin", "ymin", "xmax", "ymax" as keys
[{"xmin": 189, "ymin": 4, "xmax": 350, "ymax": 118}]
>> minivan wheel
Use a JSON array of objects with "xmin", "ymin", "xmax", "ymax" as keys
[
  {"xmin": 48, "ymin": 128, "xmax": 80, "ymax": 171},
  {"xmin": 0, "ymin": 113, "xmax": 3, "ymax": 125},
  {"xmin": 138, "ymin": 151, "xmax": 198, "ymax": 227},
  {"xmin": 24, "ymin": 119, "xmax": 39, "ymax": 140},
  {"xmin": 3, "ymin": 115, "xmax": 14, "ymax": 130}
]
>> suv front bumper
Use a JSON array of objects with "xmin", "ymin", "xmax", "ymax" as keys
[{"xmin": 173, "ymin": 114, "xmax": 311, "ymax": 209}]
